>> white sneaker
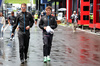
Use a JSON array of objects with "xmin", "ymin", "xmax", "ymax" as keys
[
  {"xmin": 47, "ymin": 56, "xmax": 51, "ymax": 61},
  {"xmin": 10, "ymin": 38, "xmax": 12, "ymax": 40},
  {"xmin": 44, "ymin": 56, "xmax": 47, "ymax": 63},
  {"xmin": 13, "ymin": 37, "xmax": 15, "ymax": 40},
  {"xmin": 0, "ymin": 37, "xmax": 3, "ymax": 40},
  {"xmin": 1, "ymin": 37, "xmax": 3, "ymax": 39}
]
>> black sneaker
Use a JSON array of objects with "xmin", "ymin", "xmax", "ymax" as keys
[
  {"xmin": 21, "ymin": 60, "xmax": 24, "ymax": 64},
  {"xmin": 25, "ymin": 55, "xmax": 27, "ymax": 62},
  {"xmin": 25, "ymin": 59, "xmax": 27, "ymax": 62}
]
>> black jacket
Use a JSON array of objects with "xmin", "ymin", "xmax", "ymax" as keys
[
  {"xmin": 39, "ymin": 15, "xmax": 57, "ymax": 34},
  {"xmin": 8, "ymin": 16, "xmax": 16, "ymax": 25},
  {"xmin": 12, "ymin": 12, "xmax": 34, "ymax": 33}
]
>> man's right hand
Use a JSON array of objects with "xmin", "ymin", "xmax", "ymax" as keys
[
  {"xmin": 11, "ymin": 33, "xmax": 14, "ymax": 37},
  {"xmin": 44, "ymin": 27, "xmax": 47, "ymax": 30},
  {"xmin": 9, "ymin": 24, "xmax": 11, "ymax": 26}
]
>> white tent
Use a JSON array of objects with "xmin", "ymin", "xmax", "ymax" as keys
[{"xmin": 58, "ymin": 8, "xmax": 66, "ymax": 11}]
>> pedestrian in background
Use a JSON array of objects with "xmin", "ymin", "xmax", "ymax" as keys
[
  {"xmin": 0, "ymin": 12, "xmax": 5, "ymax": 39},
  {"xmin": 34, "ymin": 13, "xmax": 38, "ymax": 26},
  {"xmin": 90, "ymin": 13, "xmax": 93, "ymax": 23},
  {"xmin": 8, "ymin": 11, "xmax": 16, "ymax": 40},
  {"xmin": 40, "ymin": 12, "xmax": 44, "ymax": 19},
  {"xmin": 39, "ymin": 6, "xmax": 57, "ymax": 63},
  {"xmin": 71, "ymin": 11, "xmax": 78, "ymax": 32},
  {"xmin": 11, "ymin": 3, "xmax": 34, "ymax": 64}
]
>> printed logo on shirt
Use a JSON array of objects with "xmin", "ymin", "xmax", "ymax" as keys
[
  {"xmin": 44, "ymin": 18, "xmax": 47, "ymax": 20},
  {"xmin": 50, "ymin": 18, "xmax": 53, "ymax": 20},
  {"xmin": 26, "ymin": 15, "xmax": 29, "ymax": 17},
  {"xmin": 20, "ymin": 14, "xmax": 22, "ymax": 17}
]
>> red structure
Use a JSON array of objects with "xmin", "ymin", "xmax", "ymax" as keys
[
  {"xmin": 66, "ymin": 0, "xmax": 73, "ymax": 23},
  {"xmin": 66, "ymin": 0, "xmax": 100, "ymax": 29},
  {"xmin": 78, "ymin": 0, "xmax": 90, "ymax": 25},
  {"xmin": 66, "ymin": 0, "xmax": 90, "ymax": 25},
  {"xmin": 89, "ymin": 0, "xmax": 100, "ymax": 29}
]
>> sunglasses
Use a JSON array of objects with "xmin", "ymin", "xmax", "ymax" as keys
[{"xmin": 22, "ymin": 7, "xmax": 26, "ymax": 9}]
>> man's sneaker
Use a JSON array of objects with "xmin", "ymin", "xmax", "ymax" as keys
[
  {"xmin": 25, "ymin": 55, "xmax": 28, "ymax": 62},
  {"xmin": 47, "ymin": 56, "xmax": 51, "ymax": 61},
  {"xmin": 1, "ymin": 37, "xmax": 3, "ymax": 39},
  {"xmin": 13, "ymin": 37, "xmax": 15, "ymax": 40},
  {"xmin": 44, "ymin": 56, "xmax": 47, "ymax": 63},
  {"xmin": 25, "ymin": 59, "xmax": 27, "ymax": 62},
  {"xmin": 0, "ymin": 37, "xmax": 3, "ymax": 40},
  {"xmin": 10, "ymin": 38, "xmax": 12, "ymax": 41},
  {"xmin": 21, "ymin": 59, "xmax": 24, "ymax": 64}
]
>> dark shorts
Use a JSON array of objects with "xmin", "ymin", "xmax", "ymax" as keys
[
  {"xmin": 35, "ymin": 19, "xmax": 38, "ymax": 22},
  {"xmin": 90, "ymin": 19, "xmax": 93, "ymax": 23}
]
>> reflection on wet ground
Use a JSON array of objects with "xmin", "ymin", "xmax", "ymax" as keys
[
  {"xmin": 0, "ymin": 25, "xmax": 100, "ymax": 66},
  {"xmin": 0, "ymin": 39, "xmax": 4, "ymax": 66}
]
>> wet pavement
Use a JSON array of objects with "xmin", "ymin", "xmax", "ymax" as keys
[{"xmin": 0, "ymin": 24, "xmax": 100, "ymax": 66}]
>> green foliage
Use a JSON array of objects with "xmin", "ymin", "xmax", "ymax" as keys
[
  {"xmin": 33, "ymin": 0, "xmax": 35, "ymax": 4},
  {"xmin": 4, "ymin": 0, "xmax": 30, "ymax": 4}
]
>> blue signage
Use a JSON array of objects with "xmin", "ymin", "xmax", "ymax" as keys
[
  {"xmin": 41, "ymin": 0, "xmax": 48, "ymax": 4},
  {"xmin": 41, "ymin": 0, "xmax": 43, "ymax": 4},
  {"xmin": 43, "ymin": 0, "xmax": 47, "ymax": 3},
  {"xmin": 0, "ymin": 0, "xmax": 2, "ymax": 7}
]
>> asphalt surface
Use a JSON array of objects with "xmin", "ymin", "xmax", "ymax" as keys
[{"xmin": 0, "ymin": 24, "xmax": 100, "ymax": 66}]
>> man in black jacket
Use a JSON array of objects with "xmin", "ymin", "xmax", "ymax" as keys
[
  {"xmin": 11, "ymin": 3, "xmax": 34, "ymax": 64},
  {"xmin": 8, "ymin": 11, "xmax": 16, "ymax": 40},
  {"xmin": 39, "ymin": 6, "xmax": 57, "ymax": 63}
]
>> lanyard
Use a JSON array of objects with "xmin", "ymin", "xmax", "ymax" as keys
[
  {"xmin": 48, "ymin": 16, "xmax": 49, "ymax": 26},
  {"xmin": 24, "ymin": 14, "xmax": 25, "ymax": 32}
]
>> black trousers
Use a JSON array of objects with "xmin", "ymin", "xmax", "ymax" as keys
[
  {"xmin": 90, "ymin": 19, "xmax": 93, "ymax": 23},
  {"xmin": 43, "ymin": 33, "xmax": 53, "ymax": 56},
  {"xmin": 18, "ymin": 31, "xmax": 30, "ymax": 60}
]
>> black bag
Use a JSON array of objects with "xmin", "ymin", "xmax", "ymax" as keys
[{"xmin": 70, "ymin": 15, "xmax": 74, "ymax": 23}]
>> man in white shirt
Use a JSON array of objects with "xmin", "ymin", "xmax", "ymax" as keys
[{"xmin": 71, "ymin": 11, "xmax": 78, "ymax": 32}]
